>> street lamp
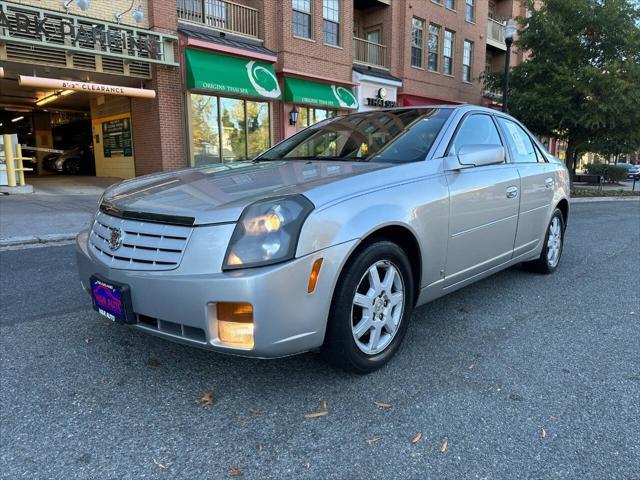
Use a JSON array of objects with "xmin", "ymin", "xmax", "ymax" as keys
[
  {"xmin": 502, "ymin": 19, "xmax": 517, "ymax": 113},
  {"xmin": 62, "ymin": 0, "xmax": 91, "ymax": 12},
  {"xmin": 289, "ymin": 106, "xmax": 299, "ymax": 126}
]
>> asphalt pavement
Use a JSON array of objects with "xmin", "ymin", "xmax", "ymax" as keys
[{"xmin": 1, "ymin": 202, "xmax": 639, "ymax": 480}]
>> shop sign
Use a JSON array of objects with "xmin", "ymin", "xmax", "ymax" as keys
[
  {"xmin": 284, "ymin": 77, "xmax": 358, "ymax": 110},
  {"xmin": 102, "ymin": 118, "xmax": 133, "ymax": 158},
  {"xmin": 366, "ymin": 87, "xmax": 397, "ymax": 108},
  {"xmin": 185, "ymin": 48, "xmax": 281, "ymax": 100},
  {"xmin": 0, "ymin": 1, "xmax": 177, "ymax": 66}
]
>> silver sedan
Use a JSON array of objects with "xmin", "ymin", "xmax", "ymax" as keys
[{"xmin": 76, "ymin": 105, "xmax": 570, "ymax": 373}]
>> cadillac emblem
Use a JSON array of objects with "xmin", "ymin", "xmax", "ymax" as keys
[{"xmin": 108, "ymin": 227, "xmax": 124, "ymax": 251}]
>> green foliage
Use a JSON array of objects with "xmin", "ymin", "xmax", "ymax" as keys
[
  {"xmin": 585, "ymin": 163, "xmax": 628, "ymax": 182},
  {"xmin": 489, "ymin": 0, "xmax": 640, "ymax": 170}
]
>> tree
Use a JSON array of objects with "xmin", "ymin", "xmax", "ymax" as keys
[{"xmin": 488, "ymin": 0, "xmax": 640, "ymax": 176}]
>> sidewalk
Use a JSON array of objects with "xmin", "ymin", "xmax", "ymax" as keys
[{"xmin": 0, "ymin": 176, "xmax": 119, "ymax": 247}]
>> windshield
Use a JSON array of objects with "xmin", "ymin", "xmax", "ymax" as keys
[{"xmin": 258, "ymin": 108, "xmax": 452, "ymax": 163}]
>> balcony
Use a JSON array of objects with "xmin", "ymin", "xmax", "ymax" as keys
[
  {"xmin": 177, "ymin": 0, "xmax": 260, "ymax": 39},
  {"xmin": 353, "ymin": 37, "xmax": 389, "ymax": 69},
  {"xmin": 486, "ymin": 17, "xmax": 507, "ymax": 51}
]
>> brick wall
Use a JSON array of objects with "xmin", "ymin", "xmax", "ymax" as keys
[
  {"xmin": 131, "ymin": 0, "xmax": 184, "ymax": 176},
  {"xmin": 18, "ymin": 0, "xmax": 150, "ymax": 28}
]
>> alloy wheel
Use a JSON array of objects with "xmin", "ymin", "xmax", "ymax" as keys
[
  {"xmin": 351, "ymin": 260, "xmax": 405, "ymax": 355},
  {"xmin": 546, "ymin": 217, "xmax": 562, "ymax": 267}
]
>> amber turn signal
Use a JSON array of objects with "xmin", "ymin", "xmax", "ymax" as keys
[
  {"xmin": 307, "ymin": 258, "xmax": 324, "ymax": 293},
  {"xmin": 217, "ymin": 302, "xmax": 254, "ymax": 349}
]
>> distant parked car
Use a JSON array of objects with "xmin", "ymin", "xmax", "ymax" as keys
[
  {"xmin": 43, "ymin": 144, "xmax": 94, "ymax": 175},
  {"xmin": 626, "ymin": 164, "xmax": 640, "ymax": 180}
]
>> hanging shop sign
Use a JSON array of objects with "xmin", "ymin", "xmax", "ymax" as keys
[
  {"xmin": 19, "ymin": 76, "xmax": 156, "ymax": 99},
  {"xmin": 284, "ymin": 77, "xmax": 358, "ymax": 110},
  {"xmin": 185, "ymin": 48, "xmax": 281, "ymax": 100},
  {"xmin": 0, "ymin": 1, "xmax": 177, "ymax": 66},
  {"xmin": 102, "ymin": 118, "xmax": 133, "ymax": 158}
]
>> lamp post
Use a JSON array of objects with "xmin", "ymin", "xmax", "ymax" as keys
[{"xmin": 502, "ymin": 19, "xmax": 517, "ymax": 113}]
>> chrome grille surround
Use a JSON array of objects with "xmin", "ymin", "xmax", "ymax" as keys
[{"xmin": 88, "ymin": 211, "xmax": 192, "ymax": 271}]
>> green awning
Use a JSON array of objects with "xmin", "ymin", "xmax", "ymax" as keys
[
  {"xmin": 185, "ymin": 48, "xmax": 281, "ymax": 100},
  {"xmin": 284, "ymin": 77, "xmax": 358, "ymax": 110}
]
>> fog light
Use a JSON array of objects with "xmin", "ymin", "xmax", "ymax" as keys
[{"xmin": 217, "ymin": 302, "xmax": 254, "ymax": 349}]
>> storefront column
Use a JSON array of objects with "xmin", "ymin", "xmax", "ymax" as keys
[{"xmin": 131, "ymin": 0, "xmax": 184, "ymax": 176}]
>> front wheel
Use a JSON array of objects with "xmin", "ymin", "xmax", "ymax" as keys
[
  {"xmin": 523, "ymin": 208, "xmax": 565, "ymax": 274},
  {"xmin": 322, "ymin": 241, "xmax": 415, "ymax": 374}
]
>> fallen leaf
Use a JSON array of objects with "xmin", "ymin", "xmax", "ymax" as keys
[
  {"xmin": 367, "ymin": 436, "xmax": 382, "ymax": 445},
  {"xmin": 374, "ymin": 402, "xmax": 392, "ymax": 409},
  {"xmin": 459, "ymin": 307, "xmax": 471, "ymax": 314},
  {"xmin": 411, "ymin": 432, "xmax": 422, "ymax": 444},
  {"xmin": 256, "ymin": 443, "xmax": 263, "ymax": 451},
  {"xmin": 440, "ymin": 438, "xmax": 449, "ymax": 454},
  {"xmin": 152, "ymin": 458, "xmax": 170, "ymax": 469},
  {"xmin": 540, "ymin": 427, "xmax": 547, "ymax": 439},
  {"xmin": 549, "ymin": 415, "xmax": 559, "ymax": 422},
  {"xmin": 84, "ymin": 336, "xmax": 92, "ymax": 344},
  {"xmin": 468, "ymin": 363, "xmax": 476, "ymax": 369},
  {"xmin": 303, "ymin": 461, "xmax": 310, "ymax": 469},
  {"xmin": 196, "ymin": 389, "xmax": 215, "ymax": 407},
  {"xmin": 249, "ymin": 407, "xmax": 264, "ymax": 416},
  {"xmin": 320, "ymin": 400, "xmax": 328, "ymax": 410},
  {"xmin": 238, "ymin": 418, "xmax": 251, "ymax": 426},
  {"xmin": 146, "ymin": 358, "xmax": 160, "ymax": 367},
  {"xmin": 228, "ymin": 466, "xmax": 242, "ymax": 477},
  {"xmin": 304, "ymin": 411, "xmax": 328, "ymax": 419}
]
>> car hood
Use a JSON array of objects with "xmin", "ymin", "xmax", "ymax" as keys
[{"xmin": 101, "ymin": 160, "xmax": 389, "ymax": 225}]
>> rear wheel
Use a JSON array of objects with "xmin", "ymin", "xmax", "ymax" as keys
[
  {"xmin": 322, "ymin": 241, "xmax": 414, "ymax": 373},
  {"xmin": 63, "ymin": 158, "xmax": 81, "ymax": 175},
  {"xmin": 523, "ymin": 208, "xmax": 565, "ymax": 274}
]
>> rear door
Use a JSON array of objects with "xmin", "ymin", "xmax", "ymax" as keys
[
  {"xmin": 444, "ymin": 113, "xmax": 520, "ymax": 286},
  {"xmin": 496, "ymin": 117, "xmax": 555, "ymax": 256}
]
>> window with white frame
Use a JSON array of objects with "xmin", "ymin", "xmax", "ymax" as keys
[
  {"xmin": 443, "ymin": 29, "xmax": 454, "ymax": 75},
  {"xmin": 465, "ymin": 0, "xmax": 475, "ymax": 22},
  {"xmin": 463, "ymin": 40, "xmax": 473, "ymax": 82},
  {"xmin": 428, "ymin": 24, "xmax": 441, "ymax": 72},
  {"xmin": 446, "ymin": 0, "xmax": 455, "ymax": 9},
  {"xmin": 411, "ymin": 17, "xmax": 425, "ymax": 68},
  {"xmin": 323, "ymin": 0, "xmax": 340, "ymax": 45},
  {"xmin": 292, "ymin": 0, "xmax": 312, "ymax": 39}
]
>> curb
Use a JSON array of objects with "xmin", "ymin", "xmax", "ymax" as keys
[
  {"xmin": 571, "ymin": 196, "xmax": 640, "ymax": 203},
  {"xmin": 0, "ymin": 233, "xmax": 77, "ymax": 248}
]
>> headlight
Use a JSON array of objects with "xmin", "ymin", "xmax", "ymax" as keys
[{"xmin": 223, "ymin": 195, "xmax": 314, "ymax": 270}]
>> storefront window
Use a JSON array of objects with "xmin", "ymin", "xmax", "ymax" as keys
[
  {"xmin": 190, "ymin": 94, "xmax": 220, "ymax": 166},
  {"xmin": 189, "ymin": 94, "xmax": 270, "ymax": 166},
  {"xmin": 297, "ymin": 107, "xmax": 337, "ymax": 128}
]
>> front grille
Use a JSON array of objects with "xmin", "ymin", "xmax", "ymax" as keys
[{"xmin": 89, "ymin": 211, "xmax": 192, "ymax": 271}]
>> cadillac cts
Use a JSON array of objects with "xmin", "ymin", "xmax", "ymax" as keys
[{"xmin": 76, "ymin": 106, "xmax": 570, "ymax": 373}]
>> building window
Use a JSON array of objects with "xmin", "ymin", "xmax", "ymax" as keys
[
  {"xmin": 443, "ymin": 29, "xmax": 454, "ymax": 75},
  {"xmin": 299, "ymin": 107, "xmax": 337, "ymax": 128},
  {"xmin": 463, "ymin": 40, "xmax": 473, "ymax": 82},
  {"xmin": 465, "ymin": 0, "xmax": 475, "ymax": 22},
  {"xmin": 323, "ymin": 0, "xmax": 340, "ymax": 46},
  {"xmin": 446, "ymin": 0, "xmax": 455, "ymax": 9},
  {"xmin": 411, "ymin": 17, "xmax": 425, "ymax": 68},
  {"xmin": 428, "ymin": 24, "xmax": 440, "ymax": 72},
  {"xmin": 292, "ymin": 0, "xmax": 312, "ymax": 39},
  {"xmin": 190, "ymin": 94, "xmax": 270, "ymax": 166}
]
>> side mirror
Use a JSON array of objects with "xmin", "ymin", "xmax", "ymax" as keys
[{"xmin": 446, "ymin": 144, "xmax": 505, "ymax": 170}]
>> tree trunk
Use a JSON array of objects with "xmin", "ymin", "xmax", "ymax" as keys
[{"xmin": 565, "ymin": 137, "xmax": 578, "ymax": 186}]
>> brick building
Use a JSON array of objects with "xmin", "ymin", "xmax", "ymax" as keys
[{"xmin": 1, "ymin": 0, "xmax": 536, "ymax": 178}]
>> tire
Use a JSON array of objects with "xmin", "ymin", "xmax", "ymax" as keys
[
  {"xmin": 523, "ymin": 208, "xmax": 565, "ymax": 274},
  {"xmin": 63, "ymin": 158, "xmax": 81, "ymax": 175},
  {"xmin": 322, "ymin": 240, "xmax": 415, "ymax": 374}
]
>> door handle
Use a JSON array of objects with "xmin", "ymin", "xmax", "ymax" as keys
[
  {"xmin": 545, "ymin": 178, "xmax": 554, "ymax": 188},
  {"xmin": 506, "ymin": 186, "xmax": 518, "ymax": 198}
]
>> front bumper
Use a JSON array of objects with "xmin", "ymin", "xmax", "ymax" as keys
[{"xmin": 76, "ymin": 228, "xmax": 356, "ymax": 358}]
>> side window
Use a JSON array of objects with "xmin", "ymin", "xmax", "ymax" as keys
[
  {"xmin": 497, "ymin": 118, "xmax": 538, "ymax": 163},
  {"xmin": 450, "ymin": 114, "xmax": 503, "ymax": 155}
]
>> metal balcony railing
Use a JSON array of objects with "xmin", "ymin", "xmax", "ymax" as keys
[
  {"xmin": 177, "ymin": 0, "xmax": 260, "ymax": 39},
  {"xmin": 353, "ymin": 37, "xmax": 389, "ymax": 69},
  {"xmin": 487, "ymin": 17, "xmax": 506, "ymax": 46}
]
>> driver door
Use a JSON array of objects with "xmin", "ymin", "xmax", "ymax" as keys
[{"xmin": 444, "ymin": 113, "xmax": 520, "ymax": 287}]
